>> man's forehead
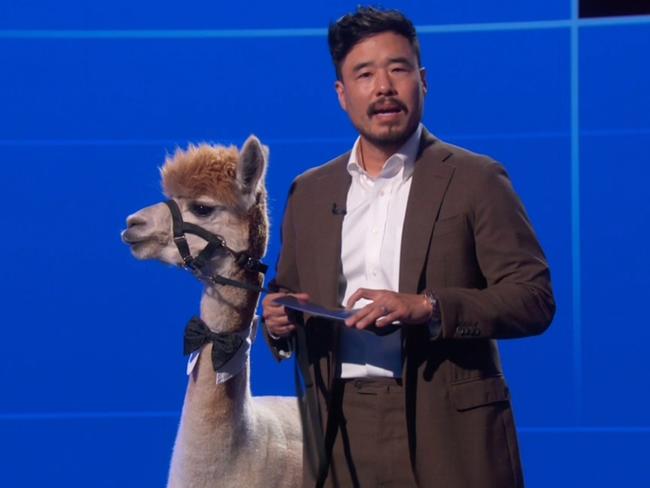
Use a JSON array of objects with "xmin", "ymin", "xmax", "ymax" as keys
[{"xmin": 342, "ymin": 32, "xmax": 417, "ymax": 67}]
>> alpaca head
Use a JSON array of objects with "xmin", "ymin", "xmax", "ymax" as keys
[{"xmin": 121, "ymin": 135, "xmax": 269, "ymax": 279}]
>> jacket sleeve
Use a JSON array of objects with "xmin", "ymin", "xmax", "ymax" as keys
[
  {"xmin": 433, "ymin": 162, "xmax": 556, "ymax": 340},
  {"xmin": 263, "ymin": 181, "xmax": 301, "ymax": 361}
]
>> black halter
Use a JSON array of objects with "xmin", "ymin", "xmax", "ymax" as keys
[{"xmin": 164, "ymin": 199, "xmax": 268, "ymax": 293}]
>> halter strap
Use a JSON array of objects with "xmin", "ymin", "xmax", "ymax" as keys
[{"xmin": 164, "ymin": 199, "xmax": 268, "ymax": 292}]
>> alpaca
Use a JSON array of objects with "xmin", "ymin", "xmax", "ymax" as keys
[{"xmin": 121, "ymin": 136, "xmax": 302, "ymax": 487}]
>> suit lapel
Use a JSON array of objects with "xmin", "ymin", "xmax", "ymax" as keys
[
  {"xmin": 399, "ymin": 130, "xmax": 455, "ymax": 294},
  {"xmin": 307, "ymin": 154, "xmax": 350, "ymax": 386},
  {"xmin": 311, "ymin": 154, "xmax": 351, "ymax": 309}
]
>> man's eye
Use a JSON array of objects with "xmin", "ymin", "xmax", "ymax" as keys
[
  {"xmin": 358, "ymin": 72, "xmax": 372, "ymax": 79},
  {"xmin": 189, "ymin": 203, "xmax": 216, "ymax": 217}
]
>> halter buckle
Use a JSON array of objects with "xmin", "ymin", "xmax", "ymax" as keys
[{"xmin": 241, "ymin": 256, "xmax": 254, "ymax": 270}]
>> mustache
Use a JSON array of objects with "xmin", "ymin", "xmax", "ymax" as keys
[{"xmin": 367, "ymin": 97, "xmax": 408, "ymax": 116}]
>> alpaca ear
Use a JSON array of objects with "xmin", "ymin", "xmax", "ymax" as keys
[{"xmin": 237, "ymin": 135, "xmax": 268, "ymax": 196}]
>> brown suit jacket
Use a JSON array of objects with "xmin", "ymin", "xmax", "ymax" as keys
[{"xmin": 266, "ymin": 129, "xmax": 555, "ymax": 487}]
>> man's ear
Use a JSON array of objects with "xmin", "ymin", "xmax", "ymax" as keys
[
  {"xmin": 419, "ymin": 67, "xmax": 428, "ymax": 95},
  {"xmin": 335, "ymin": 80, "xmax": 348, "ymax": 111}
]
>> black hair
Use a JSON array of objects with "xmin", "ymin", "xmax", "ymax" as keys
[{"xmin": 328, "ymin": 6, "xmax": 421, "ymax": 80}]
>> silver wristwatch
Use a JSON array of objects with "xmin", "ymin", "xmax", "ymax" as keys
[{"xmin": 422, "ymin": 288, "xmax": 440, "ymax": 322}]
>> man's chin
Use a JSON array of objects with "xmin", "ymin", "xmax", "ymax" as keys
[{"xmin": 363, "ymin": 126, "xmax": 412, "ymax": 149}]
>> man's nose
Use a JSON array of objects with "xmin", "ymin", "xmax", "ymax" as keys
[{"xmin": 375, "ymin": 70, "xmax": 396, "ymax": 96}]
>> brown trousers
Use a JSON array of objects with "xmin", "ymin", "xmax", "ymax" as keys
[{"xmin": 324, "ymin": 378, "xmax": 418, "ymax": 488}]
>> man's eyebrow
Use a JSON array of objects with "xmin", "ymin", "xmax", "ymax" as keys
[
  {"xmin": 388, "ymin": 56, "xmax": 415, "ymax": 66},
  {"xmin": 351, "ymin": 61, "xmax": 373, "ymax": 73},
  {"xmin": 350, "ymin": 57, "xmax": 415, "ymax": 73}
]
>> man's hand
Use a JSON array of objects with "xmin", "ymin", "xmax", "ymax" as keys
[
  {"xmin": 262, "ymin": 292, "xmax": 310, "ymax": 339},
  {"xmin": 345, "ymin": 289, "xmax": 434, "ymax": 330}
]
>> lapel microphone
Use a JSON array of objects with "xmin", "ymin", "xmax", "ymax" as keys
[{"xmin": 331, "ymin": 203, "xmax": 347, "ymax": 215}]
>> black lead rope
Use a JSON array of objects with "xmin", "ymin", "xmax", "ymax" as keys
[
  {"xmin": 209, "ymin": 274, "xmax": 270, "ymax": 294},
  {"xmin": 294, "ymin": 324, "xmax": 332, "ymax": 487}
]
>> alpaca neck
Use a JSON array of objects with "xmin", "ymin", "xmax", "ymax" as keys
[
  {"xmin": 187, "ymin": 275, "xmax": 259, "ymax": 423},
  {"xmin": 200, "ymin": 262, "xmax": 260, "ymax": 335},
  {"xmin": 170, "ymin": 345, "xmax": 253, "ymax": 485},
  {"xmin": 183, "ymin": 342, "xmax": 251, "ymax": 435},
  {"xmin": 171, "ymin": 267, "xmax": 261, "ymax": 472}
]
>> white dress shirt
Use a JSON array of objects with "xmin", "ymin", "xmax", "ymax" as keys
[{"xmin": 339, "ymin": 124, "xmax": 423, "ymax": 379}]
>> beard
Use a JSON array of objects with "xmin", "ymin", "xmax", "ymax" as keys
[
  {"xmin": 358, "ymin": 118, "xmax": 420, "ymax": 150},
  {"xmin": 362, "ymin": 124, "xmax": 413, "ymax": 148}
]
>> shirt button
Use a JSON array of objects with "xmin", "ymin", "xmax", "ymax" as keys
[
  {"xmin": 379, "ymin": 190, "xmax": 385, "ymax": 196},
  {"xmin": 372, "ymin": 227, "xmax": 378, "ymax": 234}
]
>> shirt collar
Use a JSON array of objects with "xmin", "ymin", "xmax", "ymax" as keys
[{"xmin": 347, "ymin": 123, "xmax": 423, "ymax": 181}]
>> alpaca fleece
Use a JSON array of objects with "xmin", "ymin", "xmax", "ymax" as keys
[{"xmin": 161, "ymin": 144, "xmax": 240, "ymax": 207}]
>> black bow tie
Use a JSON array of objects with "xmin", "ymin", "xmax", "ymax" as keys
[{"xmin": 183, "ymin": 317, "xmax": 244, "ymax": 371}]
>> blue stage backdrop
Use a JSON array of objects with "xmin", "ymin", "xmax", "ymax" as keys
[{"xmin": 1, "ymin": 1, "xmax": 648, "ymax": 486}]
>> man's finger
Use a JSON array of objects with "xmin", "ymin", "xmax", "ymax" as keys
[
  {"xmin": 376, "ymin": 311, "xmax": 400, "ymax": 327},
  {"xmin": 349, "ymin": 301, "xmax": 388, "ymax": 329},
  {"xmin": 263, "ymin": 303, "xmax": 289, "ymax": 320},
  {"xmin": 346, "ymin": 288, "xmax": 380, "ymax": 308},
  {"xmin": 264, "ymin": 292, "xmax": 287, "ymax": 308},
  {"xmin": 344, "ymin": 301, "xmax": 375, "ymax": 326},
  {"xmin": 290, "ymin": 292, "xmax": 311, "ymax": 302},
  {"xmin": 354, "ymin": 306, "xmax": 386, "ymax": 329},
  {"xmin": 272, "ymin": 323, "xmax": 296, "ymax": 333}
]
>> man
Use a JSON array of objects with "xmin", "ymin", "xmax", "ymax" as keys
[{"xmin": 262, "ymin": 6, "xmax": 555, "ymax": 488}]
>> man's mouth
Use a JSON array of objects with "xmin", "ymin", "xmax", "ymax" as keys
[
  {"xmin": 368, "ymin": 99, "xmax": 407, "ymax": 118},
  {"xmin": 374, "ymin": 107, "xmax": 401, "ymax": 115}
]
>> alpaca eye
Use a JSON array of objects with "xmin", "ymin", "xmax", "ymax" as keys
[{"xmin": 189, "ymin": 203, "xmax": 216, "ymax": 217}]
